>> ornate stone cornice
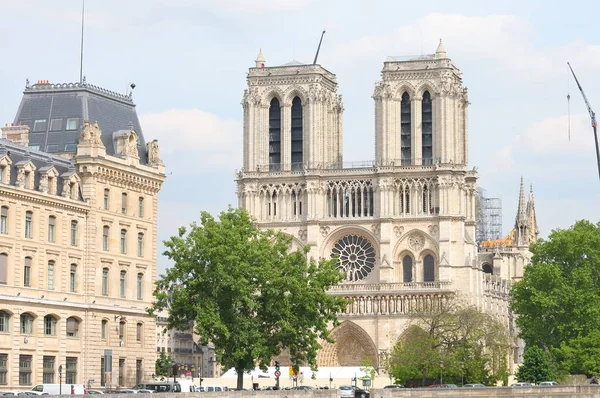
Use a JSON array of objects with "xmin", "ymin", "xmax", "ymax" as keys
[{"xmin": 0, "ymin": 184, "xmax": 88, "ymax": 213}]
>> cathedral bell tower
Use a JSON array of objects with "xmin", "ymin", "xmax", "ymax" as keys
[
  {"xmin": 241, "ymin": 50, "xmax": 344, "ymax": 173},
  {"xmin": 373, "ymin": 40, "xmax": 469, "ymax": 166}
]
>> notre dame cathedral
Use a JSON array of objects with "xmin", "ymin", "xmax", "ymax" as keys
[{"xmin": 235, "ymin": 41, "xmax": 538, "ymax": 372}]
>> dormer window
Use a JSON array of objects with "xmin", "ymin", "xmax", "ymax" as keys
[
  {"xmin": 48, "ymin": 175, "xmax": 57, "ymax": 195},
  {"xmin": 24, "ymin": 170, "xmax": 33, "ymax": 189},
  {"xmin": 33, "ymin": 119, "xmax": 47, "ymax": 133},
  {"xmin": 66, "ymin": 118, "xmax": 78, "ymax": 131},
  {"xmin": 49, "ymin": 119, "xmax": 62, "ymax": 131}
]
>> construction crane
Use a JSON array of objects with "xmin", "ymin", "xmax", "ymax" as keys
[{"xmin": 567, "ymin": 62, "xmax": 600, "ymax": 181}]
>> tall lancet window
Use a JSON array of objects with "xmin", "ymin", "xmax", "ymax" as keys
[
  {"xmin": 422, "ymin": 91, "xmax": 433, "ymax": 164},
  {"xmin": 400, "ymin": 92, "xmax": 411, "ymax": 165},
  {"xmin": 269, "ymin": 98, "xmax": 282, "ymax": 171},
  {"xmin": 291, "ymin": 96, "xmax": 303, "ymax": 170}
]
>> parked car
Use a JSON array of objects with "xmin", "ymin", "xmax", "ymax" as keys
[
  {"xmin": 383, "ymin": 385, "xmax": 404, "ymax": 389},
  {"xmin": 86, "ymin": 390, "xmax": 105, "ymax": 394},
  {"xmin": 539, "ymin": 381, "xmax": 559, "ymax": 386},
  {"xmin": 339, "ymin": 385, "xmax": 369, "ymax": 398},
  {"xmin": 103, "ymin": 390, "xmax": 138, "ymax": 394},
  {"xmin": 463, "ymin": 383, "xmax": 485, "ymax": 388},
  {"xmin": 511, "ymin": 382, "xmax": 532, "ymax": 387},
  {"xmin": 291, "ymin": 386, "xmax": 314, "ymax": 390},
  {"xmin": 31, "ymin": 384, "xmax": 86, "ymax": 395},
  {"xmin": 428, "ymin": 384, "xmax": 456, "ymax": 388}
]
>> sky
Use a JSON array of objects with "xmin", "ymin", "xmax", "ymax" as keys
[{"xmin": 0, "ymin": 0, "xmax": 599, "ymax": 275}]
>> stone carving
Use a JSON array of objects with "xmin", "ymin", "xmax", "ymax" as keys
[
  {"xmin": 320, "ymin": 226, "xmax": 330, "ymax": 237},
  {"xmin": 393, "ymin": 226, "xmax": 404, "ymax": 237},
  {"xmin": 39, "ymin": 175, "xmax": 48, "ymax": 193},
  {"xmin": 408, "ymin": 233, "xmax": 425, "ymax": 251},
  {"xmin": 146, "ymin": 139, "xmax": 163, "ymax": 166},
  {"xmin": 79, "ymin": 121, "xmax": 103, "ymax": 146},
  {"xmin": 16, "ymin": 168, "xmax": 25, "ymax": 188},
  {"xmin": 297, "ymin": 229, "xmax": 307, "ymax": 242},
  {"xmin": 371, "ymin": 223, "xmax": 380, "ymax": 238},
  {"xmin": 62, "ymin": 180, "xmax": 71, "ymax": 198},
  {"xmin": 427, "ymin": 225, "xmax": 439, "ymax": 239},
  {"xmin": 125, "ymin": 133, "xmax": 139, "ymax": 157}
]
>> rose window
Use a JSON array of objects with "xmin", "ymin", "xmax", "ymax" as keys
[{"xmin": 331, "ymin": 234, "xmax": 376, "ymax": 282}]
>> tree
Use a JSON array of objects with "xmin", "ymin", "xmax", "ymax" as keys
[
  {"xmin": 150, "ymin": 208, "xmax": 347, "ymax": 389},
  {"xmin": 155, "ymin": 351, "xmax": 173, "ymax": 380},
  {"xmin": 510, "ymin": 220, "xmax": 600, "ymax": 375},
  {"xmin": 387, "ymin": 298, "xmax": 509, "ymax": 386},
  {"xmin": 515, "ymin": 346, "xmax": 560, "ymax": 383}
]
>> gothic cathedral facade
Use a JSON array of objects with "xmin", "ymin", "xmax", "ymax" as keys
[{"xmin": 236, "ymin": 43, "xmax": 537, "ymax": 371}]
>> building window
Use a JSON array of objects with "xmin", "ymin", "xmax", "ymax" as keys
[
  {"xmin": 119, "ymin": 321, "xmax": 125, "ymax": 341},
  {"xmin": 138, "ymin": 197, "xmax": 144, "ymax": 217},
  {"xmin": 100, "ymin": 357, "xmax": 105, "ymax": 387},
  {"xmin": 400, "ymin": 92, "xmax": 411, "ymax": 165},
  {"xmin": 137, "ymin": 233, "xmax": 144, "ymax": 257},
  {"xmin": 103, "ymin": 226, "xmax": 110, "ymax": 251},
  {"xmin": 268, "ymin": 97, "xmax": 281, "ymax": 171},
  {"xmin": 291, "ymin": 96, "xmax": 303, "ymax": 170},
  {"xmin": 0, "ymin": 311, "xmax": 9, "ymax": 332},
  {"xmin": 49, "ymin": 119, "xmax": 62, "ymax": 131},
  {"xmin": 70, "ymin": 220, "xmax": 78, "ymax": 246},
  {"xmin": 65, "ymin": 357, "xmax": 77, "ymax": 384},
  {"xmin": 25, "ymin": 211, "xmax": 32, "ymax": 239},
  {"xmin": 103, "ymin": 189, "xmax": 110, "ymax": 210},
  {"xmin": 423, "ymin": 254, "xmax": 435, "ymax": 282},
  {"xmin": 136, "ymin": 359, "xmax": 143, "ymax": 385},
  {"xmin": 0, "ymin": 254, "xmax": 7, "ymax": 285},
  {"xmin": 33, "ymin": 119, "xmax": 47, "ymax": 133},
  {"xmin": 136, "ymin": 273, "xmax": 143, "ymax": 300},
  {"xmin": 47, "ymin": 261, "xmax": 55, "ymax": 290},
  {"xmin": 402, "ymin": 256, "xmax": 413, "ymax": 283},
  {"xmin": 20, "ymin": 314, "xmax": 33, "ymax": 334},
  {"xmin": 44, "ymin": 315, "xmax": 57, "ymax": 336},
  {"xmin": 101, "ymin": 320, "xmax": 107, "ymax": 340},
  {"xmin": 66, "ymin": 118, "xmax": 78, "ymax": 131},
  {"xmin": 24, "ymin": 257, "xmax": 32, "ymax": 287},
  {"xmin": 118, "ymin": 358, "xmax": 125, "ymax": 387},
  {"xmin": 48, "ymin": 215, "xmax": 56, "ymax": 242},
  {"xmin": 136, "ymin": 323, "xmax": 143, "ymax": 342},
  {"xmin": 43, "ymin": 356, "xmax": 55, "ymax": 383},
  {"xmin": 483, "ymin": 263, "xmax": 493, "ymax": 275},
  {"xmin": 19, "ymin": 355, "xmax": 32, "ymax": 385},
  {"xmin": 0, "ymin": 207, "xmax": 7, "ymax": 234},
  {"xmin": 422, "ymin": 91, "xmax": 433, "ymax": 164},
  {"xmin": 70, "ymin": 264, "xmax": 77, "ymax": 293},
  {"xmin": 121, "ymin": 193, "xmax": 127, "ymax": 214},
  {"xmin": 120, "ymin": 271, "xmax": 126, "ymax": 298},
  {"xmin": 102, "ymin": 268, "xmax": 109, "ymax": 296},
  {"xmin": 0, "ymin": 354, "xmax": 7, "ymax": 385},
  {"xmin": 66, "ymin": 317, "xmax": 79, "ymax": 338},
  {"xmin": 120, "ymin": 229, "xmax": 127, "ymax": 254}
]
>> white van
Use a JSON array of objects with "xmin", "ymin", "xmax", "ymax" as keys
[
  {"xmin": 198, "ymin": 385, "xmax": 227, "ymax": 392},
  {"xmin": 31, "ymin": 384, "xmax": 86, "ymax": 395},
  {"xmin": 177, "ymin": 379, "xmax": 198, "ymax": 393}
]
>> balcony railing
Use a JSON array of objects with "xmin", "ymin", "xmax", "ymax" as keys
[
  {"xmin": 243, "ymin": 158, "xmax": 446, "ymax": 174},
  {"xmin": 330, "ymin": 281, "xmax": 453, "ymax": 294}
]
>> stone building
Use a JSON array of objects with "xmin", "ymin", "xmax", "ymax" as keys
[
  {"xmin": 0, "ymin": 80, "xmax": 165, "ymax": 389},
  {"xmin": 235, "ymin": 43, "xmax": 537, "ymax": 372}
]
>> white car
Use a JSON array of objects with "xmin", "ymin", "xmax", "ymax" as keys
[{"xmin": 539, "ymin": 381, "xmax": 559, "ymax": 386}]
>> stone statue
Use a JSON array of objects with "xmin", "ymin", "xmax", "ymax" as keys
[
  {"xmin": 16, "ymin": 169, "xmax": 25, "ymax": 187},
  {"xmin": 146, "ymin": 139, "xmax": 162, "ymax": 165}
]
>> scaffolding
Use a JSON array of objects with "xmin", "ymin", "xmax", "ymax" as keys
[{"xmin": 476, "ymin": 188, "xmax": 503, "ymax": 243}]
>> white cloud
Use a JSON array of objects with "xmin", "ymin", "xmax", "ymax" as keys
[
  {"xmin": 140, "ymin": 109, "xmax": 241, "ymax": 169},
  {"xmin": 518, "ymin": 113, "xmax": 593, "ymax": 155},
  {"xmin": 492, "ymin": 145, "xmax": 515, "ymax": 169},
  {"xmin": 150, "ymin": 0, "xmax": 314, "ymax": 14}
]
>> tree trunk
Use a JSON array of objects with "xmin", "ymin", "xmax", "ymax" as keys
[{"xmin": 236, "ymin": 366, "xmax": 244, "ymax": 390}]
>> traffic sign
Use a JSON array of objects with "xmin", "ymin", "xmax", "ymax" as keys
[{"xmin": 274, "ymin": 370, "xmax": 281, "ymax": 377}]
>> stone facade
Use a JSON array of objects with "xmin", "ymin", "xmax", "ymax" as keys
[
  {"xmin": 236, "ymin": 43, "xmax": 537, "ymax": 372},
  {"xmin": 0, "ymin": 82, "xmax": 165, "ymax": 389}
]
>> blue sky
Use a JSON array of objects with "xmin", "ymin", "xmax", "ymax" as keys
[{"xmin": 1, "ymin": 0, "xmax": 599, "ymax": 274}]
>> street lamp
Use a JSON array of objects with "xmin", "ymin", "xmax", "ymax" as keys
[{"xmin": 439, "ymin": 361, "xmax": 444, "ymax": 385}]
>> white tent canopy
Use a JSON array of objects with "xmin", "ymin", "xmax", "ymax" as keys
[{"xmin": 220, "ymin": 366, "xmax": 367, "ymax": 380}]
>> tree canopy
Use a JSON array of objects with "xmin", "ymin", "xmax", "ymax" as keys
[
  {"xmin": 510, "ymin": 220, "xmax": 600, "ymax": 375},
  {"xmin": 150, "ymin": 208, "xmax": 347, "ymax": 389},
  {"xmin": 386, "ymin": 298, "xmax": 509, "ymax": 387}
]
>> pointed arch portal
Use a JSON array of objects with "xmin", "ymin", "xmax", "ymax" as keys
[{"xmin": 317, "ymin": 321, "xmax": 378, "ymax": 367}]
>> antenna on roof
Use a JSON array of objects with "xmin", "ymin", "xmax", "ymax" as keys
[
  {"xmin": 312, "ymin": 30, "xmax": 326, "ymax": 65},
  {"xmin": 79, "ymin": 0, "xmax": 85, "ymax": 84}
]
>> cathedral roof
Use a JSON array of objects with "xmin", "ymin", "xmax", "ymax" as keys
[
  {"xmin": 13, "ymin": 80, "xmax": 148, "ymax": 163},
  {"xmin": 281, "ymin": 60, "xmax": 307, "ymax": 66}
]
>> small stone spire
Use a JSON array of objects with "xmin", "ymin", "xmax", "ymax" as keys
[
  {"xmin": 515, "ymin": 177, "xmax": 529, "ymax": 247},
  {"xmin": 527, "ymin": 184, "xmax": 540, "ymax": 242},
  {"xmin": 255, "ymin": 48, "xmax": 266, "ymax": 68},
  {"xmin": 435, "ymin": 39, "xmax": 447, "ymax": 59}
]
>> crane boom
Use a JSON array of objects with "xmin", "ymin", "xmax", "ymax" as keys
[{"xmin": 567, "ymin": 62, "xmax": 600, "ymax": 181}]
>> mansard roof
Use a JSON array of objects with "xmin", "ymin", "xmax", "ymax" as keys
[
  {"xmin": 13, "ymin": 80, "xmax": 148, "ymax": 163},
  {"xmin": 0, "ymin": 138, "xmax": 83, "ymax": 201}
]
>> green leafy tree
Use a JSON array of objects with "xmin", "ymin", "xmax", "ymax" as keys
[
  {"xmin": 515, "ymin": 346, "xmax": 560, "ymax": 383},
  {"xmin": 155, "ymin": 351, "xmax": 173, "ymax": 379},
  {"xmin": 388, "ymin": 298, "xmax": 509, "ymax": 386},
  {"xmin": 150, "ymin": 208, "xmax": 347, "ymax": 389},
  {"xmin": 510, "ymin": 220, "xmax": 600, "ymax": 375}
]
